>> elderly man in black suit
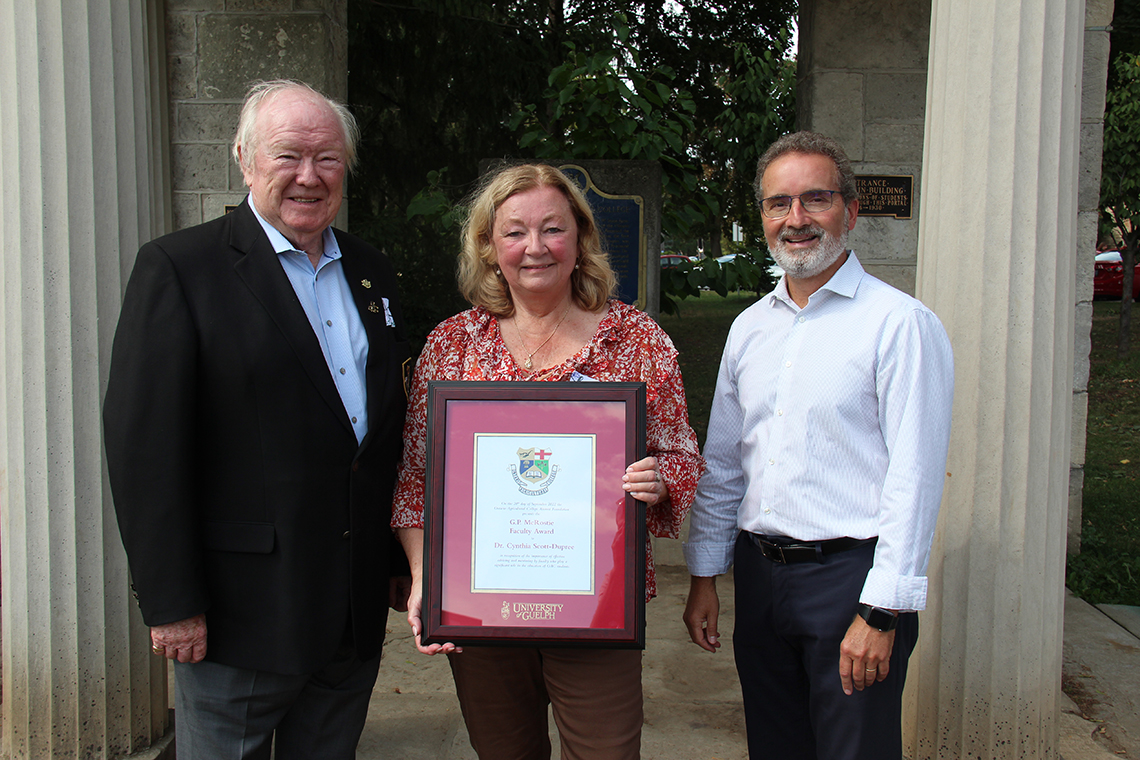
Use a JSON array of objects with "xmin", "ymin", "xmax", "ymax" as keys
[{"xmin": 104, "ymin": 80, "xmax": 410, "ymax": 759}]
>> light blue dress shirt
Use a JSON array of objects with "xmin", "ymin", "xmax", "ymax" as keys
[
  {"xmin": 248, "ymin": 199, "xmax": 370, "ymax": 445},
  {"xmin": 683, "ymin": 253, "xmax": 954, "ymax": 611}
]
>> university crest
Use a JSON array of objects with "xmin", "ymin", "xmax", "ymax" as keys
[
  {"xmin": 510, "ymin": 446, "xmax": 559, "ymax": 494},
  {"xmin": 517, "ymin": 447, "xmax": 552, "ymax": 483}
]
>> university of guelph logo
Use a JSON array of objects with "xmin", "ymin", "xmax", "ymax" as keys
[
  {"xmin": 509, "ymin": 446, "xmax": 559, "ymax": 495},
  {"xmin": 518, "ymin": 447, "xmax": 551, "ymax": 483}
]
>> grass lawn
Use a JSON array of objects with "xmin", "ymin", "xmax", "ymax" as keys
[
  {"xmin": 656, "ymin": 290, "xmax": 760, "ymax": 446},
  {"xmin": 659, "ymin": 292, "xmax": 1140, "ymax": 606},
  {"xmin": 1067, "ymin": 301, "xmax": 1140, "ymax": 606}
]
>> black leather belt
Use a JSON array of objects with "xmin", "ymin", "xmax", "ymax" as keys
[{"xmin": 746, "ymin": 533, "xmax": 876, "ymax": 564}]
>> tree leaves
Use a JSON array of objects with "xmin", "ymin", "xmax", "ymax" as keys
[{"xmin": 347, "ymin": 0, "xmax": 795, "ymax": 342}]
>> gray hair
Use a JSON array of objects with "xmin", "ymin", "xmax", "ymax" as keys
[
  {"xmin": 232, "ymin": 80, "xmax": 360, "ymax": 173},
  {"xmin": 754, "ymin": 131, "xmax": 858, "ymax": 205}
]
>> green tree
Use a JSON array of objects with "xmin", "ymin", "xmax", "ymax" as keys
[
  {"xmin": 711, "ymin": 35, "xmax": 796, "ymax": 251},
  {"xmin": 1100, "ymin": 51, "xmax": 1140, "ymax": 358},
  {"xmin": 347, "ymin": 0, "xmax": 796, "ymax": 341},
  {"xmin": 508, "ymin": 14, "xmax": 716, "ymax": 242},
  {"xmin": 347, "ymin": 1, "xmax": 551, "ymax": 345}
]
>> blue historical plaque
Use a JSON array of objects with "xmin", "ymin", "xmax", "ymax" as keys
[{"xmin": 559, "ymin": 165, "xmax": 645, "ymax": 307}]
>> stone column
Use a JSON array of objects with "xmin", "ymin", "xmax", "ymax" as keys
[
  {"xmin": 0, "ymin": 0, "xmax": 172, "ymax": 758},
  {"xmin": 905, "ymin": 0, "xmax": 1084, "ymax": 756}
]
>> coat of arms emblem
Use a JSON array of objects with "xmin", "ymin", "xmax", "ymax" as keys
[
  {"xmin": 517, "ymin": 447, "xmax": 552, "ymax": 483},
  {"xmin": 510, "ymin": 445, "xmax": 560, "ymax": 494}
]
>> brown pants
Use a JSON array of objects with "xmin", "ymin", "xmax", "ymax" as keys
[{"xmin": 447, "ymin": 647, "xmax": 643, "ymax": 760}]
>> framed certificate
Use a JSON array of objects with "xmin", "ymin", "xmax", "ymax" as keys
[{"xmin": 420, "ymin": 381, "xmax": 647, "ymax": 648}]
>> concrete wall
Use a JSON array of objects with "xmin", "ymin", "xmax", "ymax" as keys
[
  {"xmin": 798, "ymin": 0, "xmax": 930, "ymax": 295},
  {"xmin": 164, "ymin": 0, "xmax": 349, "ymax": 230}
]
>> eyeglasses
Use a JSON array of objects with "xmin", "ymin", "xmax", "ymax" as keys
[{"xmin": 760, "ymin": 190, "xmax": 840, "ymax": 219}]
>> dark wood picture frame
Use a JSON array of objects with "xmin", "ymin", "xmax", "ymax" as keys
[{"xmin": 421, "ymin": 381, "xmax": 647, "ymax": 648}]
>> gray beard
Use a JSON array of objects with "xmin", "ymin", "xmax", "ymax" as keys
[{"xmin": 770, "ymin": 222, "xmax": 848, "ymax": 279}]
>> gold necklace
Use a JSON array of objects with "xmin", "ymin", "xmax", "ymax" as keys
[{"xmin": 513, "ymin": 302, "xmax": 573, "ymax": 370}]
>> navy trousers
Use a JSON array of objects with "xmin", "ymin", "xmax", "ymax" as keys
[{"xmin": 733, "ymin": 532, "xmax": 919, "ymax": 760}]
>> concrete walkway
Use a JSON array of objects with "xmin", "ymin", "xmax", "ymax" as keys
[
  {"xmin": 359, "ymin": 566, "xmax": 1138, "ymax": 759},
  {"xmin": 358, "ymin": 565, "xmax": 745, "ymax": 760},
  {"xmin": 1062, "ymin": 590, "xmax": 1140, "ymax": 758}
]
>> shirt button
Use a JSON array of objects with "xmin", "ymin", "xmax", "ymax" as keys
[
  {"xmin": 777, "ymin": 409, "xmax": 783, "ymax": 416},
  {"xmin": 339, "ymin": 367, "xmax": 346, "ymax": 375},
  {"xmin": 785, "ymin": 361, "xmax": 792, "ymax": 368},
  {"xmin": 798, "ymin": 316, "xmax": 805, "ymax": 323},
  {"xmin": 763, "ymin": 508, "xmax": 771, "ymax": 514},
  {"xmin": 326, "ymin": 320, "xmax": 333, "ymax": 327},
  {"xmin": 351, "ymin": 416, "xmax": 358, "ymax": 424},
  {"xmin": 768, "ymin": 459, "xmax": 775, "ymax": 465}
]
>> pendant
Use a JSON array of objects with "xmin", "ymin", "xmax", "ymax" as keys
[{"xmin": 524, "ymin": 357, "xmax": 533, "ymax": 370}]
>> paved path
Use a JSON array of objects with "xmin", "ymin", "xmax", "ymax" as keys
[
  {"xmin": 357, "ymin": 568, "xmax": 1140, "ymax": 759},
  {"xmin": 1062, "ymin": 591, "xmax": 1140, "ymax": 758},
  {"xmin": 358, "ymin": 565, "xmax": 745, "ymax": 759}
]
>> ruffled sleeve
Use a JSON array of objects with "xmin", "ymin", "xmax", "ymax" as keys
[{"xmin": 586, "ymin": 303, "xmax": 705, "ymax": 599}]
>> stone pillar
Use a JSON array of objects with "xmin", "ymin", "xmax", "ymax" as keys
[
  {"xmin": 1069, "ymin": 0, "xmax": 1114, "ymax": 554},
  {"xmin": 798, "ymin": 0, "xmax": 931, "ymax": 295},
  {"xmin": 904, "ymin": 0, "xmax": 1084, "ymax": 756},
  {"xmin": 165, "ymin": 0, "xmax": 350, "ymax": 229},
  {"xmin": 0, "ymin": 1, "xmax": 172, "ymax": 758}
]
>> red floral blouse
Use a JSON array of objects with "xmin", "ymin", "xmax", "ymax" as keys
[{"xmin": 391, "ymin": 300, "xmax": 705, "ymax": 600}]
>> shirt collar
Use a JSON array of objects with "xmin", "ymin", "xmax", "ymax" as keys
[
  {"xmin": 820, "ymin": 251, "xmax": 863, "ymax": 298},
  {"xmin": 769, "ymin": 250, "xmax": 863, "ymax": 310},
  {"xmin": 247, "ymin": 195, "xmax": 341, "ymax": 263}
]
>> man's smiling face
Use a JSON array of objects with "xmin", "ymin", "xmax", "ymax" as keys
[
  {"xmin": 239, "ymin": 88, "xmax": 346, "ymax": 255},
  {"xmin": 760, "ymin": 152, "xmax": 858, "ymax": 280}
]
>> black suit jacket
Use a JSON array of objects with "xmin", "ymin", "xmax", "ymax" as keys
[{"xmin": 104, "ymin": 200, "xmax": 410, "ymax": 675}]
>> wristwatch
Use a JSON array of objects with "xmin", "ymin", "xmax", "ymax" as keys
[{"xmin": 856, "ymin": 603, "xmax": 899, "ymax": 632}]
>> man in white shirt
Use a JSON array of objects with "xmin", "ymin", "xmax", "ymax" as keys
[{"xmin": 683, "ymin": 132, "xmax": 953, "ymax": 760}]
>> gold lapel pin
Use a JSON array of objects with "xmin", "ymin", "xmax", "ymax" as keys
[
  {"xmin": 361, "ymin": 279, "xmax": 372, "ymax": 289},
  {"xmin": 368, "ymin": 301, "xmax": 380, "ymax": 313}
]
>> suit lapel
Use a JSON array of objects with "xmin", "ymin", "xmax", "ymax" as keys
[{"xmin": 228, "ymin": 201, "xmax": 354, "ymax": 434}]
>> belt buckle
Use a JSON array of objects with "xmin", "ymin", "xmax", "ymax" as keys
[{"xmin": 760, "ymin": 540, "xmax": 788, "ymax": 564}]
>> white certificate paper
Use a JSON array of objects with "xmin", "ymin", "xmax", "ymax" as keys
[{"xmin": 471, "ymin": 433, "xmax": 596, "ymax": 593}]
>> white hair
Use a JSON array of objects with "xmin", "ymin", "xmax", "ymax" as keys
[{"xmin": 231, "ymin": 80, "xmax": 360, "ymax": 173}]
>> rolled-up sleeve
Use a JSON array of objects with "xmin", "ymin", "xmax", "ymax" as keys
[{"xmin": 860, "ymin": 307, "xmax": 954, "ymax": 611}]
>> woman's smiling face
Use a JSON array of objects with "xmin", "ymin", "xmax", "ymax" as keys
[{"xmin": 492, "ymin": 185, "xmax": 580, "ymax": 302}]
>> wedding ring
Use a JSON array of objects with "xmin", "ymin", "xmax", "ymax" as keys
[
  {"xmin": 865, "ymin": 667, "xmax": 877, "ymax": 671},
  {"xmin": 152, "ymin": 646, "xmax": 163, "ymax": 655}
]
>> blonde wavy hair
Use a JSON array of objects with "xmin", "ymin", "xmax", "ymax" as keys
[{"xmin": 458, "ymin": 164, "xmax": 617, "ymax": 317}]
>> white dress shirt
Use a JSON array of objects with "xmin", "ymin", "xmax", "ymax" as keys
[{"xmin": 683, "ymin": 253, "xmax": 953, "ymax": 611}]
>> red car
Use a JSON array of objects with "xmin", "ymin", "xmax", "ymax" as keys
[{"xmin": 1094, "ymin": 251, "xmax": 1140, "ymax": 300}]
